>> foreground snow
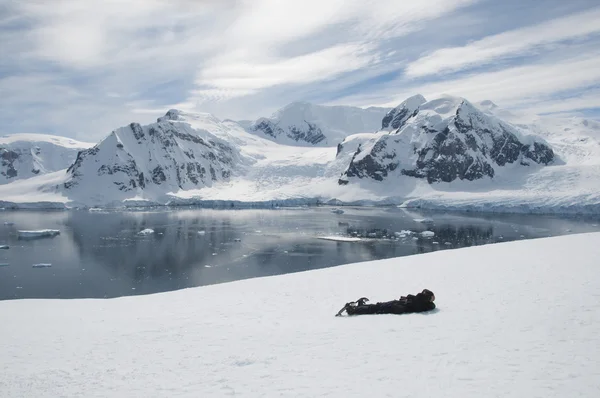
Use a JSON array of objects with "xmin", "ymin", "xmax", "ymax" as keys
[{"xmin": 1, "ymin": 233, "xmax": 599, "ymax": 397}]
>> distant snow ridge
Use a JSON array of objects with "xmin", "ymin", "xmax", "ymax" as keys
[
  {"xmin": 339, "ymin": 95, "xmax": 555, "ymax": 185},
  {"xmin": 63, "ymin": 110, "xmax": 248, "ymax": 200},
  {"xmin": 248, "ymin": 102, "xmax": 389, "ymax": 147},
  {"xmin": 0, "ymin": 134, "xmax": 93, "ymax": 184}
]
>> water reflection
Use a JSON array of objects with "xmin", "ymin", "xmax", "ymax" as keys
[{"xmin": 0, "ymin": 207, "xmax": 598, "ymax": 300}]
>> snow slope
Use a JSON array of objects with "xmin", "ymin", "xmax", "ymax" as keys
[
  {"xmin": 249, "ymin": 102, "xmax": 388, "ymax": 147},
  {"xmin": 1, "ymin": 233, "xmax": 599, "ymax": 397},
  {"xmin": 0, "ymin": 134, "xmax": 93, "ymax": 184}
]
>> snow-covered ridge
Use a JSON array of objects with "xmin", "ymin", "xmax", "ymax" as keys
[
  {"xmin": 248, "ymin": 102, "xmax": 389, "ymax": 147},
  {"xmin": 0, "ymin": 134, "xmax": 93, "ymax": 184}
]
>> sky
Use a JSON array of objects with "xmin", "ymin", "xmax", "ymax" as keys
[{"xmin": 1, "ymin": 0, "xmax": 600, "ymax": 141}]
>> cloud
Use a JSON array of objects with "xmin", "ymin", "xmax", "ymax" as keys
[
  {"xmin": 405, "ymin": 7, "xmax": 600, "ymax": 77},
  {"xmin": 188, "ymin": 0, "xmax": 479, "ymax": 102},
  {"xmin": 337, "ymin": 51, "xmax": 600, "ymax": 116},
  {"xmin": 2, "ymin": 0, "xmax": 600, "ymax": 140}
]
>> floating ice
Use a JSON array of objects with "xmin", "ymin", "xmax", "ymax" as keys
[
  {"xmin": 197, "ymin": 230, "xmax": 206, "ymax": 235},
  {"xmin": 138, "ymin": 228, "xmax": 155, "ymax": 235},
  {"xmin": 330, "ymin": 208, "xmax": 344, "ymax": 214},
  {"xmin": 421, "ymin": 231, "xmax": 435, "ymax": 238},
  {"xmin": 317, "ymin": 236, "xmax": 362, "ymax": 242},
  {"xmin": 18, "ymin": 230, "xmax": 60, "ymax": 239},
  {"xmin": 414, "ymin": 218, "xmax": 434, "ymax": 224},
  {"xmin": 4, "ymin": 222, "xmax": 15, "ymax": 226},
  {"xmin": 0, "ymin": 245, "xmax": 8, "ymax": 250},
  {"xmin": 444, "ymin": 242, "xmax": 452, "ymax": 246},
  {"xmin": 32, "ymin": 263, "xmax": 52, "ymax": 268},
  {"xmin": 0, "ymin": 263, "xmax": 9, "ymax": 267}
]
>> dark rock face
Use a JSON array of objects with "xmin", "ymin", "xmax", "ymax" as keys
[
  {"xmin": 343, "ymin": 141, "xmax": 398, "ymax": 181},
  {"xmin": 382, "ymin": 94, "xmax": 426, "ymax": 130},
  {"xmin": 0, "ymin": 149, "xmax": 19, "ymax": 179},
  {"xmin": 253, "ymin": 120, "xmax": 280, "ymax": 139},
  {"xmin": 252, "ymin": 119, "xmax": 326, "ymax": 145},
  {"xmin": 381, "ymin": 107, "xmax": 418, "ymax": 130},
  {"xmin": 340, "ymin": 99, "xmax": 555, "ymax": 185}
]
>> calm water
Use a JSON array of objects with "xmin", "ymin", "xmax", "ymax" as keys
[{"xmin": 0, "ymin": 207, "xmax": 598, "ymax": 300}]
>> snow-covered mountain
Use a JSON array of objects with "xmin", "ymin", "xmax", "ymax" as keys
[
  {"xmin": 338, "ymin": 95, "xmax": 555, "ymax": 185},
  {"xmin": 0, "ymin": 134, "xmax": 93, "ymax": 184},
  {"xmin": 61, "ymin": 110, "xmax": 251, "ymax": 204},
  {"xmin": 248, "ymin": 102, "xmax": 389, "ymax": 147},
  {"xmin": 1, "ymin": 96, "xmax": 599, "ymax": 214}
]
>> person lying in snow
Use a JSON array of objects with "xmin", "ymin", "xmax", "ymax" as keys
[{"xmin": 335, "ymin": 289, "xmax": 436, "ymax": 316}]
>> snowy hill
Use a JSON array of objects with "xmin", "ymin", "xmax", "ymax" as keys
[
  {"xmin": 0, "ymin": 134, "xmax": 93, "ymax": 184},
  {"xmin": 248, "ymin": 102, "xmax": 389, "ymax": 147},
  {"xmin": 338, "ymin": 95, "xmax": 555, "ymax": 185},
  {"xmin": 2, "ymin": 233, "xmax": 599, "ymax": 397},
  {"xmin": 60, "ymin": 110, "xmax": 252, "ymax": 205}
]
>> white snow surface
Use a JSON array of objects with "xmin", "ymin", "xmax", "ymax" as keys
[
  {"xmin": 0, "ymin": 97, "xmax": 599, "ymax": 214},
  {"xmin": 248, "ymin": 102, "xmax": 388, "ymax": 146},
  {"xmin": 0, "ymin": 134, "xmax": 93, "ymax": 184},
  {"xmin": 1, "ymin": 233, "xmax": 599, "ymax": 397}
]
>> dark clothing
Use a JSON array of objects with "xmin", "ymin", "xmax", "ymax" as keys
[{"xmin": 344, "ymin": 292, "xmax": 435, "ymax": 316}]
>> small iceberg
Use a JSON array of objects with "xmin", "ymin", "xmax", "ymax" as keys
[
  {"xmin": 197, "ymin": 230, "xmax": 206, "ymax": 236},
  {"xmin": 4, "ymin": 222, "xmax": 15, "ymax": 226},
  {"xmin": 317, "ymin": 236, "xmax": 362, "ymax": 242},
  {"xmin": 0, "ymin": 245, "xmax": 8, "ymax": 250},
  {"xmin": 421, "ymin": 231, "xmax": 435, "ymax": 238},
  {"xmin": 0, "ymin": 263, "xmax": 9, "ymax": 267},
  {"xmin": 32, "ymin": 263, "xmax": 52, "ymax": 268},
  {"xmin": 394, "ymin": 230, "xmax": 414, "ymax": 238},
  {"xmin": 414, "ymin": 218, "xmax": 434, "ymax": 224},
  {"xmin": 330, "ymin": 208, "xmax": 344, "ymax": 214},
  {"xmin": 138, "ymin": 228, "xmax": 155, "ymax": 236},
  {"xmin": 18, "ymin": 230, "xmax": 60, "ymax": 239}
]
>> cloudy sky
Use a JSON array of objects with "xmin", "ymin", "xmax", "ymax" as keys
[{"xmin": 1, "ymin": 0, "xmax": 599, "ymax": 140}]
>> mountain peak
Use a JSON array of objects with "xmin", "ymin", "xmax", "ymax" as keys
[
  {"xmin": 382, "ymin": 94, "xmax": 427, "ymax": 130},
  {"xmin": 157, "ymin": 109, "xmax": 221, "ymax": 125},
  {"xmin": 401, "ymin": 94, "xmax": 427, "ymax": 109},
  {"xmin": 479, "ymin": 100, "xmax": 499, "ymax": 109}
]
